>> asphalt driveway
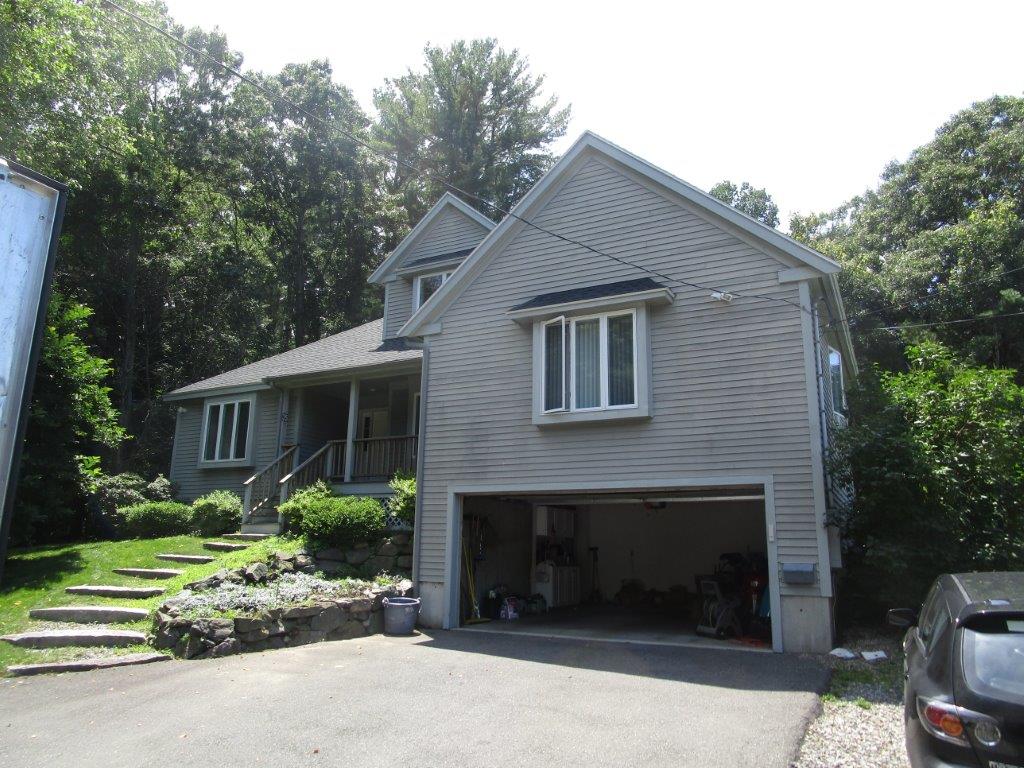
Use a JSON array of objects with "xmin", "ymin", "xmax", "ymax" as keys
[{"xmin": 0, "ymin": 630, "xmax": 827, "ymax": 767}]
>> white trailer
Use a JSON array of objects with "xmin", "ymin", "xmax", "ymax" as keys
[{"xmin": 0, "ymin": 160, "xmax": 67, "ymax": 581}]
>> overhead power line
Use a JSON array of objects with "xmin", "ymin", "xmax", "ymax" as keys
[{"xmin": 863, "ymin": 310, "xmax": 1024, "ymax": 333}]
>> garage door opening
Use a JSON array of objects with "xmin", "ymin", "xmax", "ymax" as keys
[{"xmin": 454, "ymin": 487, "xmax": 776, "ymax": 652}]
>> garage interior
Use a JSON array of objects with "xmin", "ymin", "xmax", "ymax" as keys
[{"xmin": 457, "ymin": 488, "xmax": 774, "ymax": 651}]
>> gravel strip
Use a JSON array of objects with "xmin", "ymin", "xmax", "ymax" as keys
[{"xmin": 793, "ymin": 631, "xmax": 910, "ymax": 768}]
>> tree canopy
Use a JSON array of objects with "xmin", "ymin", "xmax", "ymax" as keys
[
  {"xmin": 374, "ymin": 39, "xmax": 570, "ymax": 222},
  {"xmin": 709, "ymin": 180, "xmax": 780, "ymax": 228},
  {"xmin": 791, "ymin": 96, "xmax": 1024, "ymax": 372}
]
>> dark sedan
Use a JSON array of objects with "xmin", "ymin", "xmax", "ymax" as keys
[{"xmin": 889, "ymin": 572, "xmax": 1024, "ymax": 768}]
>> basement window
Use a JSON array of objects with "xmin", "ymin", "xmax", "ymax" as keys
[{"xmin": 201, "ymin": 395, "xmax": 255, "ymax": 464}]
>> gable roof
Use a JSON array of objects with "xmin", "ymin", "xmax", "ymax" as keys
[
  {"xmin": 367, "ymin": 192, "xmax": 494, "ymax": 285},
  {"xmin": 399, "ymin": 131, "xmax": 843, "ymax": 340},
  {"xmin": 164, "ymin": 319, "xmax": 421, "ymax": 401}
]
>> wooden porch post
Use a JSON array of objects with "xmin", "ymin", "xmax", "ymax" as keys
[{"xmin": 343, "ymin": 378, "xmax": 360, "ymax": 482}]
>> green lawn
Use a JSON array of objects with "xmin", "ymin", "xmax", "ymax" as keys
[{"xmin": 0, "ymin": 535, "xmax": 300, "ymax": 673}]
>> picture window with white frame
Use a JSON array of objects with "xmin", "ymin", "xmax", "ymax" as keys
[
  {"xmin": 201, "ymin": 396, "xmax": 254, "ymax": 463},
  {"xmin": 542, "ymin": 309, "xmax": 638, "ymax": 413}
]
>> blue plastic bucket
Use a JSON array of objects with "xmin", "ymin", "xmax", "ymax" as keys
[{"xmin": 382, "ymin": 596, "xmax": 420, "ymax": 635}]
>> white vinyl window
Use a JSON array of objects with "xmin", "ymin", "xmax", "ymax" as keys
[
  {"xmin": 543, "ymin": 310, "xmax": 638, "ymax": 413},
  {"xmin": 829, "ymin": 347, "xmax": 845, "ymax": 415},
  {"xmin": 201, "ymin": 395, "xmax": 255, "ymax": 463},
  {"xmin": 413, "ymin": 270, "xmax": 453, "ymax": 310}
]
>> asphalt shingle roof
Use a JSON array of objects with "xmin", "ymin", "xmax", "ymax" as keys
[
  {"xmin": 403, "ymin": 248, "xmax": 476, "ymax": 269},
  {"xmin": 509, "ymin": 277, "xmax": 666, "ymax": 312},
  {"xmin": 166, "ymin": 318, "xmax": 421, "ymax": 398}
]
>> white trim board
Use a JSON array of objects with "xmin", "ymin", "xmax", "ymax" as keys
[{"xmin": 368, "ymin": 192, "xmax": 494, "ymax": 285}]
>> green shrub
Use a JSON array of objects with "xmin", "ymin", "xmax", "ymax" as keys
[
  {"xmin": 190, "ymin": 490, "xmax": 242, "ymax": 536},
  {"xmin": 387, "ymin": 471, "xmax": 416, "ymax": 526},
  {"xmin": 278, "ymin": 480, "xmax": 334, "ymax": 532},
  {"xmin": 118, "ymin": 501, "xmax": 193, "ymax": 538},
  {"xmin": 145, "ymin": 474, "xmax": 175, "ymax": 501},
  {"xmin": 95, "ymin": 472, "xmax": 148, "ymax": 523},
  {"xmin": 300, "ymin": 496, "xmax": 385, "ymax": 549}
]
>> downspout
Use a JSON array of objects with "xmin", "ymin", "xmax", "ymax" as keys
[
  {"xmin": 811, "ymin": 302, "xmax": 831, "ymax": 493},
  {"xmin": 410, "ymin": 337, "xmax": 429, "ymax": 590}
]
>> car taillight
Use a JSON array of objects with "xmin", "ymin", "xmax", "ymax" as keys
[
  {"xmin": 916, "ymin": 697, "xmax": 1002, "ymax": 747},
  {"xmin": 917, "ymin": 698, "xmax": 968, "ymax": 744}
]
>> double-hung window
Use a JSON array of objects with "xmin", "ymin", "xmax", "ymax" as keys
[
  {"xmin": 201, "ymin": 396, "xmax": 254, "ymax": 463},
  {"xmin": 543, "ymin": 310, "xmax": 638, "ymax": 413},
  {"xmin": 413, "ymin": 270, "xmax": 452, "ymax": 310}
]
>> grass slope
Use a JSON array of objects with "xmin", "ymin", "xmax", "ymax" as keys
[{"xmin": 0, "ymin": 535, "xmax": 300, "ymax": 673}]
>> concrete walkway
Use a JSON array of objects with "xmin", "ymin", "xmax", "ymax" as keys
[{"xmin": 0, "ymin": 630, "xmax": 827, "ymax": 768}]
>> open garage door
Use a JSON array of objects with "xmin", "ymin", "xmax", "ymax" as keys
[{"xmin": 450, "ymin": 484, "xmax": 782, "ymax": 652}]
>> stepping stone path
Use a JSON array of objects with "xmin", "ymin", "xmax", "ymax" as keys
[
  {"xmin": 157, "ymin": 553, "xmax": 214, "ymax": 564},
  {"xmin": 111, "ymin": 567, "xmax": 183, "ymax": 580},
  {"xmin": 8, "ymin": 652, "xmax": 168, "ymax": 677},
  {"xmin": 8, "ymin": 533, "xmax": 255, "ymax": 675},
  {"xmin": 203, "ymin": 541, "xmax": 250, "ymax": 552},
  {"xmin": 29, "ymin": 606, "xmax": 149, "ymax": 623},
  {"xmin": 66, "ymin": 585, "xmax": 164, "ymax": 598},
  {"xmin": 1, "ymin": 628, "xmax": 147, "ymax": 649}
]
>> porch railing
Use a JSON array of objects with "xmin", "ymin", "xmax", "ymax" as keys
[
  {"xmin": 278, "ymin": 439, "xmax": 346, "ymax": 504},
  {"xmin": 242, "ymin": 445, "xmax": 297, "ymax": 522},
  {"xmin": 352, "ymin": 435, "xmax": 417, "ymax": 481}
]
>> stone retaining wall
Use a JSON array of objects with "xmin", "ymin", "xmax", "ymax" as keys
[
  {"xmin": 153, "ymin": 534, "xmax": 416, "ymax": 660},
  {"xmin": 154, "ymin": 587, "xmax": 411, "ymax": 659}
]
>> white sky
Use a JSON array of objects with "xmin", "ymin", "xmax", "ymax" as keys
[{"xmin": 162, "ymin": 0, "xmax": 1024, "ymax": 228}]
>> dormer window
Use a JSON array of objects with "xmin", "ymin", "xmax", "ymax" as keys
[{"xmin": 414, "ymin": 270, "xmax": 453, "ymax": 310}]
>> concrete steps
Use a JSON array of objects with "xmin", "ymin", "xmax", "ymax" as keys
[
  {"xmin": 111, "ymin": 567, "xmax": 183, "ymax": 580},
  {"xmin": 28, "ymin": 606, "xmax": 149, "ymax": 624},
  {"xmin": 7, "ymin": 652, "xmax": 169, "ymax": 677},
  {"xmin": 203, "ymin": 541, "xmax": 249, "ymax": 552},
  {"xmin": 156, "ymin": 553, "xmax": 214, "ymax": 564},
  {"xmin": 65, "ymin": 585, "xmax": 164, "ymax": 599},
  {"xmin": 1, "ymin": 628, "xmax": 147, "ymax": 649},
  {"xmin": 221, "ymin": 532, "xmax": 271, "ymax": 541}
]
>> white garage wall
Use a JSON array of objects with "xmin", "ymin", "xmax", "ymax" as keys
[{"xmin": 575, "ymin": 500, "xmax": 767, "ymax": 599}]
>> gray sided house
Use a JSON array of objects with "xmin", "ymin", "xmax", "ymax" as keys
[{"xmin": 167, "ymin": 132, "xmax": 855, "ymax": 653}]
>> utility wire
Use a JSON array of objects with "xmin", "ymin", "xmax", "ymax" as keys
[
  {"xmin": 829, "ymin": 264, "xmax": 1024, "ymax": 329},
  {"xmin": 862, "ymin": 310, "xmax": 1024, "ymax": 333},
  {"xmin": 98, "ymin": 0, "xmax": 810, "ymax": 316}
]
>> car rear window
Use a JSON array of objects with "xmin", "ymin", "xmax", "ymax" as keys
[{"xmin": 962, "ymin": 614, "xmax": 1024, "ymax": 703}]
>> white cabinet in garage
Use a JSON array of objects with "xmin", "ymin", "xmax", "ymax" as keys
[{"xmin": 534, "ymin": 505, "xmax": 575, "ymax": 538}]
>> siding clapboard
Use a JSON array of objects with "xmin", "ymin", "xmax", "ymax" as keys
[
  {"xmin": 383, "ymin": 206, "xmax": 490, "ymax": 338},
  {"xmin": 169, "ymin": 389, "xmax": 282, "ymax": 502},
  {"xmin": 417, "ymin": 155, "xmax": 822, "ymax": 595}
]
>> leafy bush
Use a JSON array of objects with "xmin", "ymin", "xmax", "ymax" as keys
[
  {"xmin": 833, "ymin": 341, "xmax": 1024, "ymax": 618},
  {"xmin": 299, "ymin": 496, "xmax": 385, "ymax": 550},
  {"xmin": 95, "ymin": 473, "xmax": 148, "ymax": 521},
  {"xmin": 118, "ymin": 501, "xmax": 193, "ymax": 538},
  {"xmin": 278, "ymin": 480, "xmax": 334, "ymax": 532},
  {"xmin": 387, "ymin": 471, "xmax": 416, "ymax": 526},
  {"xmin": 145, "ymin": 474, "xmax": 175, "ymax": 501},
  {"xmin": 190, "ymin": 490, "xmax": 242, "ymax": 536}
]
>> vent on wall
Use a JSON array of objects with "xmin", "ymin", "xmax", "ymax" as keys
[{"xmin": 781, "ymin": 562, "xmax": 817, "ymax": 585}]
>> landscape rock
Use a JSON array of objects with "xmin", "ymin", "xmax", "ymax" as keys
[
  {"xmin": 376, "ymin": 539, "xmax": 400, "ymax": 557},
  {"xmin": 396, "ymin": 555, "xmax": 413, "ymax": 569},
  {"xmin": 345, "ymin": 547, "xmax": 370, "ymax": 565},
  {"xmin": 243, "ymin": 562, "xmax": 269, "ymax": 583},
  {"xmin": 315, "ymin": 548, "xmax": 345, "ymax": 562}
]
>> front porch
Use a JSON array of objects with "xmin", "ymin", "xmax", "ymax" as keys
[{"xmin": 242, "ymin": 371, "xmax": 420, "ymax": 530}]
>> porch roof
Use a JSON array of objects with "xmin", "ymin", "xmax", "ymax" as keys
[{"xmin": 164, "ymin": 319, "xmax": 421, "ymax": 400}]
